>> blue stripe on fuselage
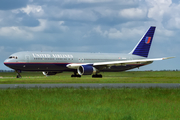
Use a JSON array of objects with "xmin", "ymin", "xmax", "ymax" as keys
[{"xmin": 4, "ymin": 62, "xmax": 69, "ymax": 71}]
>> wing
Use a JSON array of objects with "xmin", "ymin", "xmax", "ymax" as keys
[{"xmin": 66, "ymin": 57, "xmax": 174, "ymax": 69}]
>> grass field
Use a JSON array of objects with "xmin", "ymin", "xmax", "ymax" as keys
[
  {"xmin": 0, "ymin": 88, "xmax": 180, "ymax": 120},
  {"xmin": 0, "ymin": 71, "xmax": 180, "ymax": 119},
  {"xmin": 0, "ymin": 71, "xmax": 180, "ymax": 83}
]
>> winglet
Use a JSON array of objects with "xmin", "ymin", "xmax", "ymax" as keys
[{"xmin": 130, "ymin": 26, "xmax": 156, "ymax": 58}]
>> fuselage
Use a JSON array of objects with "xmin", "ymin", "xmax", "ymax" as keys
[{"xmin": 4, "ymin": 51, "xmax": 150, "ymax": 72}]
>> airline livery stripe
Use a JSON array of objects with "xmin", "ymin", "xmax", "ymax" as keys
[
  {"xmin": 4, "ymin": 62, "xmax": 70, "ymax": 65},
  {"xmin": 145, "ymin": 37, "xmax": 151, "ymax": 44}
]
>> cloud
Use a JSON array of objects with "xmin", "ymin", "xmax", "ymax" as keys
[
  {"xmin": 93, "ymin": 26, "xmax": 108, "ymax": 37},
  {"xmin": 119, "ymin": 8, "xmax": 147, "ymax": 19},
  {"xmin": 162, "ymin": 3, "xmax": 180, "ymax": 29},
  {"xmin": 27, "ymin": 19, "xmax": 46, "ymax": 32},
  {"xmin": 93, "ymin": 26, "xmax": 144, "ymax": 40},
  {"xmin": 0, "ymin": 26, "xmax": 33, "ymax": 40},
  {"xmin": 156, "ymin": 27, "xmax": 174, "ymax": 37},
  {"xmin": 145, "ymin": 0, "xmax": 180, "ymax": 31},
  {"xmin": 76, "ymin": 0, "xmax": 113, "ymax": 3},
  {"xmin": 147, "ymin": 0, "xmax": 172, "ymax": 22},
  {"xmin": 166, "ymin": 17, "xmax": 180, "ymax": 29},
  {"xmin": 27, "ymin": 19, "xmax": 68, "ymax": 33},
  {"xmin": 0, "ymin": 0, "xmax": 180, "ymax": 70},
  {"xmin": 20, "ymin": 5, "xmax": 44, "ymax": 17},
  {"xmin": 45, "ymin": 7, "xmax": 98, "ymax": 22}
]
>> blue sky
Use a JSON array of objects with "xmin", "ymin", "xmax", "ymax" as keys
[{"xmin": 0, "ymin": 0, "xmax": 179, "ymax": 70}]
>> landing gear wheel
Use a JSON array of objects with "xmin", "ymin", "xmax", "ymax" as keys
[
  {"xmin": 71, "ymin": 74, "xmax": 81, "ymax": 78},
  {"xmin": 92, "ymin": 74, "xmax": 102, "ymax": 78},
  {"xmin": 71, "ymin": 71, "xmax": 81, "ymax": 78},
  {"xmin": 16, "ymin": 75, "xmax": 22, "ymax": 78}
]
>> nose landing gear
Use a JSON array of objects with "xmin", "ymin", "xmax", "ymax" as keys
[{"xmin": 15, "ymin": 70, "xmax": 22, "ymax": 78}]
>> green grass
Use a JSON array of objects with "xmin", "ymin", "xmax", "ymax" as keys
[
  {"xmin": 0, "ymin": 88, "xmax": 180, "ymax": 120},
  {"xmin": 0, "ymin": 71, "xmax": 180, "ymax": 83},
  {"xmin": 0, "ymin": 72, "xmax": 179, "ymax": 119}
]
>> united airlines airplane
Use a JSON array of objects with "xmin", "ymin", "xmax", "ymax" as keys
[{"xmin": 4, "ymin": 26, "xmax": 173, "ymax": 78}]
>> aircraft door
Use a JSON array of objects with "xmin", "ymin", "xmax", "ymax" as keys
[{"xmin": 25, "ymin": 55, "xmax": 30, "ymax": 63}]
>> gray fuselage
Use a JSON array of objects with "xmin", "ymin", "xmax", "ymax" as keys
[{"xmin": 4, "ymin": 51, "xmax": 150, "ymax": 72}]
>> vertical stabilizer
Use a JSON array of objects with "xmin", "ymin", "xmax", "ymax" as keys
[{"xmin": 130, "ymin": 26, "xmax": 156, "ymax": 58}]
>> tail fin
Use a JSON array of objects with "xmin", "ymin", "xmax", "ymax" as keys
[{"xmin": 129, "ymin": 26, "xmax": 156, "ymax": 58}]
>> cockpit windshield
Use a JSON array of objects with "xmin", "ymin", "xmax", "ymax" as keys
[{"xmin": 9, "ymin": 56, "xmax": 18, "ymax": 59}]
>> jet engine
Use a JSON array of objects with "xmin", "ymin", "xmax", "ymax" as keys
[
  {"xmin": 77, "ymin": 65, "xmax": 97, "ymax": 75},
  {"xmin": 42, "ymin": 72, "xmax": 57, "ymax": 76}
]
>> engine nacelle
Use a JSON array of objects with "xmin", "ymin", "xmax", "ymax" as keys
[
  {"xmin": 77, "ymin": 65, "xmax": 97, "ymax": 75},
  {"xmin": 42, "ymin": 72, "xmax": 57, "ymax": 76}
]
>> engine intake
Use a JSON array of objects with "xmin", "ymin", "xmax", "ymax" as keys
[{"xmin": 77, "ymin": 65, "xmax": 97, "ymax": 75}]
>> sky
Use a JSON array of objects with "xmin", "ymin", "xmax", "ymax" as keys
[{"xmin": 0, "ymin": 0, "xmax": 179, "ymax": 71}]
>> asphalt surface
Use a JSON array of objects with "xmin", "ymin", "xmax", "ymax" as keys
[{"xmin": 0, "ymin": 83, "xmax": 180, "ymax": 89}]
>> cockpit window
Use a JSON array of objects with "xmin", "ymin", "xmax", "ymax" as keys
[{"xmin": 9, "ymin": 56, "xmax": 18, "ymax": 59}]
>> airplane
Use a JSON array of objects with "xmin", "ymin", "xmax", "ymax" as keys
[{"xmin": 4, "ymin": 26, "xmax": 174, "ymax": 78}]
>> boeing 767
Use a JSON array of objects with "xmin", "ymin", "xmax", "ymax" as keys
[{"xmin": 4, "ymin": 26, "xmax": 174, "ymax": 78}]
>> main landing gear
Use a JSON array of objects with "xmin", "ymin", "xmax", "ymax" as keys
[
  {"xmin": 15, "ymin": 70, "xmax": 22, "ymax": 78},
  {"xmin": 71, "ymin": 71, "xmax": 102, "ymax": 78},
  {"xmin": 92, "ymin": 74, "xmax": 102, "ymax": 78},
  {"xmin": 71, "ymin": 72, "xmax": 81, "ymax": 78}
]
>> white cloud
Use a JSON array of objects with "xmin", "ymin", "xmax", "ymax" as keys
[
  {"xmin": 108, "ymin": 28, "xmax": 122, "ymax": 39},
  {"xmin": 28, "ymin": 19, "xmax": 68, "ymax": 32},
  {"xmin": 64, "ymin": 0, "xmax": 139, "ymax": 5},
  {"xmin": 119, "ymin": 8, "xmax": 146, "ymax": 19},
  {"xmin": 156, "ymin": 27, "xmax": 174, "ymax": 37},
  {"xmin": 93, "ymin": 26, "xmax": 108, "ymax": 37},
  {"xmin": 0, "ymin": 26, "xmax": 33, "ymax": 40},
  {"xmin": 163, "ymin": 3, "xmax": 180, "ymax": 29},
  {"xmin": 51, "ymin": 8, "xmax": 98, "ymax": 22},
  {"xmin": 0, "ymin": 0, "xmax": 179, "ymax": 70},
  {"xmin": 93, "ymin": 26, "xmax": 144, "ymax": 40},
  {"xmin": 166, "ymin": 17, "xmax": 180, "ymax": 29},
  {"xmin": 64, "ymin": 0, "xmax": 112, "ymax": 3},
  {"xmin": 57, "ymin": 21, "xmax": 69, "ymax": 31},
  {"xmin": 146, "ymin": 0, "xmax": 180, "ymax": 30},
  {"xmin": 21, "ymin": 5, "xmax": 44, "ymax": 16},
  {"xmin": 147, "ymin": 0, "xmax": 172, "ymax": 21}
]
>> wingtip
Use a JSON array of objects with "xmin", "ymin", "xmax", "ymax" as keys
[{"xmin": 162, "ymin": 57, "xmax": 175, "ymax": 60}]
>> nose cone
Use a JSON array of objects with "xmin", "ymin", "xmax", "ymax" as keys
[
  {"xmin": 4, "ymin": 59, "xmax": 9, "ymax": 66},
  {"xmin": 4, "ymin": 59, "xmax": 13, "ymax": 68}
]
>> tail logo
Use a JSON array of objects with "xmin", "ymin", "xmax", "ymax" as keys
[{"xmin": 145, "ymin": 37, "xmax": 151, "ymax": 44}]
